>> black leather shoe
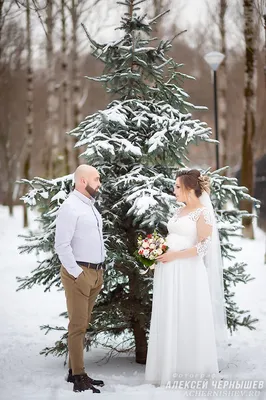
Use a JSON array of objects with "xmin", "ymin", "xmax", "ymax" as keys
[
  {"xmin": 73, "ymin": 374, "xmax": 100, "ymax": 393},
  {"xmin": 67, "ymin": 369, "xmax": 104, "ymax": 387}
]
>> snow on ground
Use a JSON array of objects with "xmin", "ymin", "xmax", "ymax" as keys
[{"xmin": 0, "ymin": 206, "xmax": 266, "ymax": 400}]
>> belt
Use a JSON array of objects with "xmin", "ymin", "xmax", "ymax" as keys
[{"xmin": 77, "ymin": 261, "xmax": 105, "ymax": 270}]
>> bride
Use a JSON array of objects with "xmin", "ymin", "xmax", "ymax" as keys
[{"xmin": 144, "ymin": 169, "xmax": 228, "ymax": 387}]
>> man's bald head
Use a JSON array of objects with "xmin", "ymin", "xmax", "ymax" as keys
[
  {"xmin": 74, "ymin": 165, "xmax": 98, "ymax": 184},
  {"xmin": 74, "ymin": 164, "xmax": 101, "ymax": 198}
]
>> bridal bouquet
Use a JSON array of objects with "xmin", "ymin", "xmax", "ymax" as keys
[{"xmin": 134, "ymin": 231, "xmax": 168, "ymax": 274}]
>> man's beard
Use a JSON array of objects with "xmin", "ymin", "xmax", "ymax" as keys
[{"xmin": 85, "ymin": 183, "xmax": 99, "ymax": 198}]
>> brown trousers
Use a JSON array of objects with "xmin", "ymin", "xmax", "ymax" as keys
[{"xmin": 60, "ymin": 265, "xmax": 104, "ymax": 375}]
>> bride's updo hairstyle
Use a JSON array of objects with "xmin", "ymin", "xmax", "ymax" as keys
[{"xmin": 176, "ymin": 169, "xmax": 210, "ymax": 197}]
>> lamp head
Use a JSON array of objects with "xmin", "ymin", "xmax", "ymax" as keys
[{"xmin": 204, "ymin": 51, "xmax": 225, "ymax": 71}]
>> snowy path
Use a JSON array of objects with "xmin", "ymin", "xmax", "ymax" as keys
[{"xmin": 0, "ymin": 206, "xmax": 265, "ymax": 400}]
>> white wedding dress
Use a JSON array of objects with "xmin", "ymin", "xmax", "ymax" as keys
[{"xmin": 144, "ymin": 206, "xmax": 219, "ymax": 386}]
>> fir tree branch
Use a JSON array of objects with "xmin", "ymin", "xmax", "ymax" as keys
[{"xmin": 81, "ymin": 22, "xmax": 104, "ymax": 49}]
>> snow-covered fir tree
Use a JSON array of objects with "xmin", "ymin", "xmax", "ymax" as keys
[{"xmin": 18, "ymin": 0, "xmax": 258, "ymax": 365}]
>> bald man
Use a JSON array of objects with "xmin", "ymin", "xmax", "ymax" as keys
[{"xmin": 55, "ymin": 165, "xmax": 106, "ymax": 393}]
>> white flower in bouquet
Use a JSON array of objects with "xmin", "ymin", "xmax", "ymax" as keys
[{"xmin": 143, "ymin": 249, "xmax": 150, "ymax": 257}]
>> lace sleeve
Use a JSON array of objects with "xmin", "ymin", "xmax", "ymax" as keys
[
  {"xmin": 201, "ymin": 208, "xmax": 212, "ymax": 226},
  {"xmin": 196, "ymin": 236, "xmax": 212, "ymax": 257},
  {"xmin": 195, "ymin": 208, "xmax": 213, "ymax": 258}
]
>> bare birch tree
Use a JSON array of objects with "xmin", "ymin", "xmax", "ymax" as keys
[
  {"xmin": 0, "ymin": 0, "xmax": 4, "ymax": 59},
  {"xmin": 61, "ymin": 0, "xmax": 75, "ymax": 174},
  {"xmin": 263, "ymin": 2, "xmax": 266, "ymax": 88},
  {"xmin": 22, "ymin": 0, "xmax": 34, "ymax": 227},
  {"xmin": 218, "ymin": 0, "xmax": 229, "ymax": 170},
  {"xmin": 43, "ymin": 0, "xmax": 60, "ymax": 178},
  {"xmin": 70, "ymin": 0, "xmax": 83, "ymax": 164},
  {"xmin": 70, "ymin": 0, "xmax": 82, "ymax": 131},
  {"xmin": 0, "ymin": 2, "xmax": 24, "ymax": 215},
  {"xmin": 241, "ymin": 0, "xmax": 257, "ymax": 239}
]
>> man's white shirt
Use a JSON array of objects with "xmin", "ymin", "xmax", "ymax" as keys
[{"xmin": 54, "ymin": 189, "xmax": 106, "ymax": 278}]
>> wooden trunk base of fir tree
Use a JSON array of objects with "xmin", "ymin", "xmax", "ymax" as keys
[{"xmin": 131, "ymin": 319, "xmax": 147, "ymax": 364}]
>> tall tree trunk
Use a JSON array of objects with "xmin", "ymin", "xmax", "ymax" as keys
[
  {"xmin": 129, "ymin": 270, "xmax": 148, "ymax": 364},
  {"xmin": 3, "ymin": 114, "xmax": 15, "ymax": 216},
  {"xmin": 23, "ymin": 0, "xmax": 34, "ymax": 227},
  {"xmin": 131, "ymin": 318, "xmax": 147, "ymax": 364},
  {"xmin": 6, "ymin": 123, "xmax": 14, "ymax": 216},
  {"xmin": 61, "ymin": 0, "xmax": 74, "ymax": 174},
  {"xmin": 0, "ymin": 0, "xmax": 3, "ymax": 61},
  {"xmin": 44, "ymin": 0, "xmax": 59, "ymax": 178},
  {"xmin": 71, "ymin": 0, "xmax": 82, "ymax": 164},
  {"xmin": 263, "ymin": 3, "xmax": 266, "ymax": 91},
  {"xmin": 241, "ymin": 0, "xmax": 257, "ymax": 239},
  {"xmin": 219, "ymin": 0, "xmax": 228, "ymax": 171}
]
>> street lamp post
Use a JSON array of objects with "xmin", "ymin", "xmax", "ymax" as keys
[{"xmin": 204, "ymin": 51, "xmax": 225, "ymax": 170}]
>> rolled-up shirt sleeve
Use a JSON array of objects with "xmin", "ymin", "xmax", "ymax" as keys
[{"xmin": 55, "ymin": 204, "xmax": 83, "ymax": 278}]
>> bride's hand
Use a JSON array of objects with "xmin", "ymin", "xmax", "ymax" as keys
[{"xmin": 156, "ymin": 251, "xmax": 178, "ymax": 263}]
